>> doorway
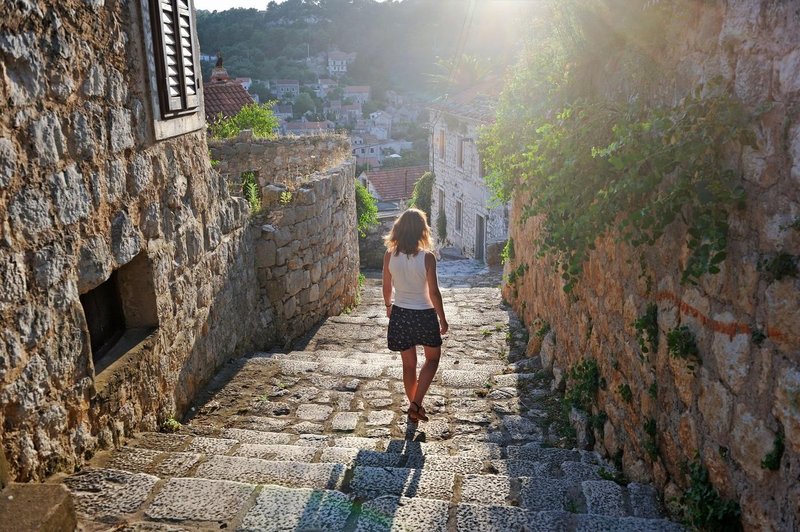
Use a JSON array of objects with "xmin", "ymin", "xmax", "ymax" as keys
[{"xmin": 475, "ymin": 215, "xmax": 486, "ymax": 262}]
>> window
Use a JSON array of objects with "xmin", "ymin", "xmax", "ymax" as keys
[
  {"xmin": 141, "ymin": 0, "xmax": 204, "ymax": 139},
  {"xmin": 455, "ymin": 200, "xmax": 463, "ymax": 232},
  {"xmin": 438, "ymin": 188, "xmax": 444, "ymax": 211},
  {"xmin": 437, "ymin": 130, "xmax": 445, "ymax": 160},
  {"xmin": 457, "ymin": 137, "xmax": 464, "ymax": 169},
  {"xmin": 80, "ymin": 252, "xmax": 159, "ymax": 377},
  {"xmin": 149, "ymin": 0, "xmax": 200, "ymax": 119}
]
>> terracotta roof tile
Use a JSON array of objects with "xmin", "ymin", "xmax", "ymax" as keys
[
  {"xmin": 363, "ymin": 165, "xmax": 428, "ymax": 202},
  {"xmin": 204, "ymin": 82, "xmax": 254, "ymax": 120}
]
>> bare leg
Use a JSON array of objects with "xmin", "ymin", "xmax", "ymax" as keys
[
  {"xmin": 412, "ymin": 345, "xmax": 441, "ymax": 409},
  {"xmin": 400, "ymin": 347, "xmax": 418, "ymax": 404}
]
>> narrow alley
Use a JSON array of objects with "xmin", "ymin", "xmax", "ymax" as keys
[{"xmin": 61, "ymin": 261, "xmax": 682, "ymax": 531}]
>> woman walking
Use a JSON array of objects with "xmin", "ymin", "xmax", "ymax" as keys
[{"xmin": 382, "ymin": 208, "xmax": 448, "ymax": 423}]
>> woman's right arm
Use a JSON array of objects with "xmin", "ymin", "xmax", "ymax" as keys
[{"xmin": 382, "ymin": 251, "xmax": 393, "ymax": 318}]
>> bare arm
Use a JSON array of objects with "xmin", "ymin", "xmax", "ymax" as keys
[
  {"xmin": 383, "ymin": 251, "xmax": 393, "ymax": 318},
  {"xmin": 425, "ymin": 252, "xmax": 448, "ymax": 334}
]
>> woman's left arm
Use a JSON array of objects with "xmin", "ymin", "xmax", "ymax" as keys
[
  {"xmin": 382, "ymin": 251, "xmax": 393, "ymax": 318},
  {"xmin": 425, "ymin": 252, "xmax": 448, "ymax": 334}
]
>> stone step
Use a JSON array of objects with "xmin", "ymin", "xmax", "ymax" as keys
[
  {"xmin": 103, "ymin": 437, "xmax": 618, "ymax": 492},
  {"xmin": 239, "ymin": 484, "xmax": 354, "ymax": 531},
  {"xmin": 456, "ymin": 505, "xmax": 684, "ymax": 532},
  {"xmin": 460, "ymin": 472, "xmax": 663, "ymax": 518},
  {"xmin": 194, "ymin": 455, "xmax": 347, "ymax": 489},
  {"xmin": 349, "ymin": 465, "xmax": 456, "ymax": 501},
  {"xmin": 247, "ymin": 353, "xmax": 508, "ymax": 380},
  {"xmin": 261, "ymin": 350, "xmax": 510, "ymax": 371},
  {"xmin": 65, "ymin": 468, "xmax": 677, "ymax": 532}
]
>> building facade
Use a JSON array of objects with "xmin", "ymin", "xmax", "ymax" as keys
[{"xmin": 429, "ymin": 82, "xmax": 507, "ymax": 262}]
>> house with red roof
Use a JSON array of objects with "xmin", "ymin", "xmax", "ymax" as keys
[
  {"xmin": 275, "ymin": 80, "xmax": 300, "ymax": 101},
  {"xmin": 358, "ymin": 165, "xmax": 428, "ymax": 211},
  {"xmin": 327, "ymin": 51, "xmax": 355, "ymax": 77},
  {"xmin": 343, "ymin": 85, "xmax": 371, "ymax": 104},
  {"xmin": 203, "ymin": 54, "xmax": 254, "ymax": 121}
]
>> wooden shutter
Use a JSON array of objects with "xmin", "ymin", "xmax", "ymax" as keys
[{"xmin": 150, "ymin": 0, "xmax": 199, "ymax": 118}]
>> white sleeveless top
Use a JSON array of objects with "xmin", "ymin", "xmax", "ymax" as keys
[{"xmin": 389, "ymin": 251, "xmax": 434, "ymax": 310}]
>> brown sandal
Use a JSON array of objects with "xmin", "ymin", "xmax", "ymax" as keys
[{"xmin": 408, "ymin": 401, "xmax": 429, "ymax": 422}]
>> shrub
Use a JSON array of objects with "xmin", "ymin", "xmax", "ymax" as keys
[
  {"xmin": 565, "ymin": 358, "xmax": 600, "ymax": 412},
  {"xmin": 667, "ymin": 325, "xmax": 700, "ymax": 364},
  {"xmin": 355, "ymin": 180, "xmax": 378, "ymax": 237},
  {"xmin": 209, "ymin": 102, "xmax": 279, "ymax": 139},
  {"xmin": 761, "ymin": 428, "xmax": 785, "ymax": 471},
  {"xmin": 618, "ymin": 383, "xmax": 633, "ymax": 403},
  {"xmin": 241, "ymin": 171, "xmax": 261, "ymax": 213},
  {"xmin": 436, "ymin": 205, "xmax": 447, "ymax": 244},
  {"xmin": 408, "ymin": 171, "xmax": 434, "ymax": 222},
  {"xmin": 633, "ymin": 303, "xmax": 659, "ymax": 355},
  {"xmin": 680, "ymin": 461, "xmax": 742, "ymax": 531}
]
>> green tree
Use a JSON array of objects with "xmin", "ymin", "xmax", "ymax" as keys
[
  {"xmin": 293, "ymin": 92, "xmax": 316, "ymax": 118},
  {"xmin": 355, "ymin": 180, "xmax": 379, "ymax": 237},
  {"xmin": 408, "ymin": 171, "xmax": 433, "ymax": 222},
  {"xmin": 428, "ymin": 54, "xmax": 492, "ymax": 94},
  {"xmin": 209, "ymin": 102, "xmax": 279, "ymax": 139}
]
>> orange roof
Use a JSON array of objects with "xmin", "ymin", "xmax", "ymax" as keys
[
  {"xmin": 363, "ymin": 165, "xmax": 428, "ymax": 202},
  {"xmin": 204, "ymin": 82, "xmax": 254, "ymax": 120}
]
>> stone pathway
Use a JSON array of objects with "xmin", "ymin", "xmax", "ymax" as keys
[{"xmin": 61, "ymin": 260, "xmax": 683, "ymax": 531}]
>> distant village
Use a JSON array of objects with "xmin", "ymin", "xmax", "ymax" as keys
[{"xmin": 201, "ymin": 49, "xmax": 508, "ymax": 264}]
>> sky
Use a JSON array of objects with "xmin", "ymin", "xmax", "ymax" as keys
[{"xmin": 195, "ymin": 0, "xmax": 393, "ymax": 10}]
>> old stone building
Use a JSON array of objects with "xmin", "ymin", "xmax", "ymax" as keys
[
  {"xmin": 429, "ymin": 80, "xmax": 507, "ymax": 262},
  {"xmin": 0, "ymin": 0, "xmax": 357, "ymax": 484}
]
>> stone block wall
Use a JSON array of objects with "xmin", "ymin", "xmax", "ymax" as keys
[
  {"xmin": 0, "ymin": 1, "xmax": 358, "ymax": 484},
  {"xmin": 254, "ymin": 159, "xmax": 359, "ymax": 342},
  {"xmin": 208, "ymin": 133, "xmax": 352, "ymax": 193},
  {"xmin": 0, "ymin": 1, "xmax": 264, "ymax": 481},
  {"xmin": 502, "ymin": 2, "xmax": 799, "ymax": 529}
]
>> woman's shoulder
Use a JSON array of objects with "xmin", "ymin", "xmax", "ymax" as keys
[{"xmin": 423, "ymin": 250, "xmax": 437, "ymax": 265}]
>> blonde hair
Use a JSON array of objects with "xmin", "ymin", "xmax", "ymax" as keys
[{"xmin": 384, "ymin": 208, "xmax": 433, "ymax": 256}]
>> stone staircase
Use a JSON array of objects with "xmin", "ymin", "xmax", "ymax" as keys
[{"xmin": 62, "ymin": 262, "xmax": 683, "ymax": 531}]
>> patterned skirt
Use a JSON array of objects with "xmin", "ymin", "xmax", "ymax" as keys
[{"xmin": 387, "ymin": 305, "xmax": 443, "ymax": 351}]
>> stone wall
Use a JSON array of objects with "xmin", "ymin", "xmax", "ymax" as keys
[
  {"xmin": 208, "ymin": 133, "xmax": 352, "ymax": 193},
  {"xmin": 503, "ymin": 2, "xmax": 799, "ymax": 529},
  {"xmin": 254, "ymin": 159, "xmax": 360, "ymax": 342},
  {"xmin": 0, "ymin": 1, "xmax": 359, "ymax": 484}
]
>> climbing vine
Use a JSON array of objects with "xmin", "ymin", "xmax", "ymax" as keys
[{"xmin": 479, "ymin": 1, "xmax": 754, "ymax": 292}]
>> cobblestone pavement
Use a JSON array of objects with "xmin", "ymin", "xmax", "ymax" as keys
[{"xmin": 62, "ymin": 260, "xmax": 683, "ymax": 531}]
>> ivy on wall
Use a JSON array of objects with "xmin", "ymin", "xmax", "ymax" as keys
[{"xmin": 478, "ymin": 1, "xmax": 754, "ymax": 292}]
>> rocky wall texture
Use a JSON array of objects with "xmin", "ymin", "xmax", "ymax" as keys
[
  {"xmin": 208, "ymin": 133, "xmax": 352, "ymax": 194},
  {"xmin": 502, "ymin": 2, "xmax": 799, "ymax": 530},
  {"xmin": 254, "ymin": 159, "xmax": 359, "ymax": 343},
  {"xmin": 0, "ymin": 1, "xmax": 269, "ymax": 482}
]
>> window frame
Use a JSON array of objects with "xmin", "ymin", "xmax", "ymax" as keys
[
  {"xmin": 140, "ymin": 0, "xmax": 205, "ymax": 140},
  {"xmin": 455, "ymin": 199, "xmax": 463, "ymax": 233}
]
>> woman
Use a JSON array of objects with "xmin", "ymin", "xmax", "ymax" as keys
[{"xmin": 382, "ymin": 208, "xmax": 448, "ymax": 423}]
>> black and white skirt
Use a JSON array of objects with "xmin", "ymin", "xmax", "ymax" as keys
[{"xmin": 387, "ymin": 305, "xmax": 443, "ymax": 351}]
